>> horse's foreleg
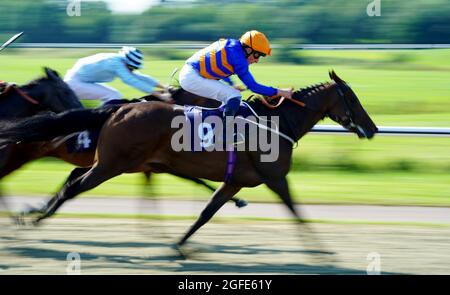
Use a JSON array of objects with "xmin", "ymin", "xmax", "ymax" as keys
[
  {"xmin": 265, "ymin": 177, "xmax": 334, "ymax": 256},
  {"xmin": 265, "ymin": 177, "xmax": 303, "ymax": 222},
  {"xmin": 178, "ymin": 183, "xmax": 241, "ymax": 247}
]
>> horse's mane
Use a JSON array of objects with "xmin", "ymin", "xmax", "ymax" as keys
[{"xmin": 293, "ymin": 82, "xmax": 333, "ymax": 99}]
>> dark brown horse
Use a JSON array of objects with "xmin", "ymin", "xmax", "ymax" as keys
[
  {"xmin": 0, "ymin": 67, "xmax": 82, "ymax": 117},
  {"xmin": 0, "ymin": 67, "xmax": 82, "ymax": 214},
  {"xmin": 0, "ymin": 88, "xmax": 246, "ymax": 214},
  {"xmin": 0, "ymin": 71, "xmax": 377, "ymax": 253}
]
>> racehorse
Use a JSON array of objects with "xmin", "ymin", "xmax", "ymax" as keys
[
  {"xmin": 0, "ymin": 88, "xmax": 246, "ymax": 215},
  {"xmin": 0, "ymin": 71, "xmax": 378, "ymax": 254},
  {"xmin": 0, "ymin": 67, "xmax": 82, "ymax": 215},
  {"xmin": 0, "ymin": 67, "xmax": 82, "ymax": 117}
]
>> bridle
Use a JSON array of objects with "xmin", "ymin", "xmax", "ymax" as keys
[
  {"xmin": 256, "ymin": 82, "xmax": 361, "ymax": 141},
  {"xmin": 259, "ymin": 95, "xmax": 305, "ymax": 109},
  {"xmin": 331, "ymin": 82, "xmax": 358, "ymax": 130},
  {"xmin": 2, "ymin": 84, "xmax": 39, "ymax": 105}
]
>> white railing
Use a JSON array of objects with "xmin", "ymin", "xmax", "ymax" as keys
[{"xmin": 312, "ymin": 125, "xmax": 450, "ymax": 137}]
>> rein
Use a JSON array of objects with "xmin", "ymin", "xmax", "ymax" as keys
[
  {"xmin": 259, "ymin": 95, "xmax": 306, "ymax": 109},
  {"xmin": 3, "ymin": 85, "xmax": 39, "ymax": 105},
  {"xmin": 240, "ymin": 102, "xmax": 298, "ymax": 147}
]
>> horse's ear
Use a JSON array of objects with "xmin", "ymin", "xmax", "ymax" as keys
[
  {"xmin": 329, "ymin": 69, "xmax": 345, "ymax": 84},
  {"xmin": 44, "ymin": 67, "xmax": 61, "ymax": 81}
]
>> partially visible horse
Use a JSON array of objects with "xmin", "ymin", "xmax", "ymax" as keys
[
  {"xmin": 0, "ymin": 67, "xmax": 82, "ymax": 117},
  {"xmin": 0, "ymin": 67, "xmax": 82, "ymax": 214},
  {"xmin": 0, "ymin": 71, "xmax": 378, "ymax": 255}
]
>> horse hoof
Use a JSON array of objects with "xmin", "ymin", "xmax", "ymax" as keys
[
  {"xmin": 32, "ymin": 217, "xmax": 44, "ymax": 227},
  {"xmin": 235, "ymin": 199, "xmax": 248, "ymax": 208},
  {"xmin": 173, "ymin": 243, "xmax": 188, "ymax": 260},
  {"xmin": 11, "ymin": 214, "xmax": 25, "ymax": 227}
]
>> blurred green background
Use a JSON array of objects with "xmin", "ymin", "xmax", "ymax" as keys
[
  {"xmin": 0, "ymin": 0, "xmax": 450, "ymax": 44},
  {"xmin": 0, "ymin": 0, "xmax": 449, "ymax": 206}
]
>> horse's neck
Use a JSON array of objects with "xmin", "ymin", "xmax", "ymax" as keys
[
  {"xmin": 289, "ymin": 86, "xmax": 338, "ymax": 140},
  {"xmin": 290, "ymin": 107, "xmax": 325, "ymax": 141},
  {"xmin": 247, "ymin": 85, "xmax": 337, "ymax": 142}
]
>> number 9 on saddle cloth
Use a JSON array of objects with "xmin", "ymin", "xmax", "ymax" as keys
[{"xmin": 183, "ymin": 103, "xmax": 267, "ymax": 152}]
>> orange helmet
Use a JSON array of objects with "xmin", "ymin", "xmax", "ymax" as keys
[{"xmin": 240, "ymin": 30, "xmax": 272, "ymax": 56}]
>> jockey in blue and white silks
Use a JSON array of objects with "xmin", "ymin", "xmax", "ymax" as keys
[
  {"xmin": 179, "ymin": 30, "xmax": 293, "ymax": 118},
  {"xmin": 64, "ymin": 46, "xmax": 171, "ymax": 103}
]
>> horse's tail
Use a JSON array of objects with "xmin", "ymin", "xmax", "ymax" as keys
[{"xmin": 0, "ymin": 104, "xmax": 121, "ymax": 145}]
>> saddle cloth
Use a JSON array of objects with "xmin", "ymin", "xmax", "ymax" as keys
[
  {"xmin": 183, "ymin": 103, "xmax": 255, "ymax": 151},
  {"xmin": 65, "ymin": 100, "xmax": 127, "ymax": 153}
]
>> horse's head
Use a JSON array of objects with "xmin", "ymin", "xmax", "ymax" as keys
[
  {"xmin": 33, "ymin": 67, "xmax": 83, "ymax": 112},
  {"xmin": 326, "ymin": 70, "xmax": 378, "ymax": 139}
]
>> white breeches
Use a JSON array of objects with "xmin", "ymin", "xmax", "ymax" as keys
[
  {"xmin": 64, "ymin": 76, "xmax": 122, "ymax": 102},
  {"xmin": 179, "ymin": 64, "xmax": 241, "ymax": 104}
]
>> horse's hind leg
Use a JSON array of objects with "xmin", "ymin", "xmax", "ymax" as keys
[
  {"xmin": 136, "ymin": 171, "xmax": 170, "ymax": 238},
  {"xmin": 34, "ymin": 165, "xmax": 121, "ymax": 224}
]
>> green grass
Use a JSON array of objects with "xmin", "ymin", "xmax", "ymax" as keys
[{"xmin": 0, "ymin": 48, "xmax": 449, "ymax": 206}]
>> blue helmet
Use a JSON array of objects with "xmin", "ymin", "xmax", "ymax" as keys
[{"xmin": 119, "ymin": 46, "xmax": 144, "ymax": 69}]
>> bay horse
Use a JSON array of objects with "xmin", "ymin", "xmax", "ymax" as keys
[
  {"xmin": 0, "ymin": 88, "xmax": 246, "ymax": 214},
  {"xmin": 0, "ymin": 67, "xmax": 82, "ymax": 117},
  {"xmin": 0, "ymin": 67, "xmax": 82, "ymax": 214},
  {"xmin": 0, "ymin": 71, "xmax": 377, "ymax": 253}
]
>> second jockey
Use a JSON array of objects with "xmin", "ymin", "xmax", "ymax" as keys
[{"xmin": 64, "ymin": 46, "xmax": 171, "ymax": 103}]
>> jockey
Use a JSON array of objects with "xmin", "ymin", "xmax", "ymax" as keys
[
  {"xmin": 179, "ymin": 30, "xmax": 293, "ymax": 119},
  {"xmin": 64, "ymin": 46, "xmax": 171, "ymax": 103}
]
